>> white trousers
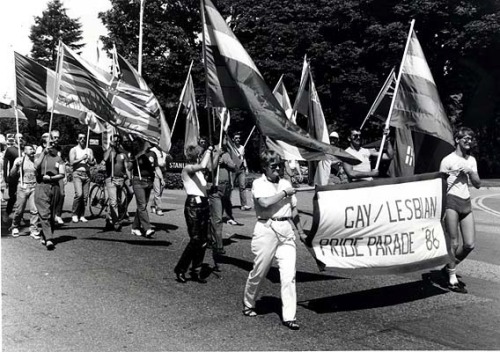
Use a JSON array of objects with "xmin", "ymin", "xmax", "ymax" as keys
[{"xmin": 243, "ymin": 220, "xmax": 297, "ymax": 322}]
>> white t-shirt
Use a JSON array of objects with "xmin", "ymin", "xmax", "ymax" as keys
[
  {"xmin": 345, "ymin": 146, "xmax": 373, "ymax": 181},
  {"xmin": 440, "ymin": 152, "xmax": 478, "ymax": 199},
  {"xmin": 252, "ymin": 175, "xmax": 297, "ymax": 220}
]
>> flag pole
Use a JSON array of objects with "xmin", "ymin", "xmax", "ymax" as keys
[
  {"xmin": 374, "ymin": 19, "xmax": 415, "ymax": 170},
  {"xmin": 360, "ymin": 67, "xmax": 396, "ymax": 130},
  {"xmin": 215, "ymin": 120, "xmax": 224, "ymax": 186},
  {"xmin": 48, "ymin": 41, "xmax": 63, "ymax": 142},
  {"xmin": 45, "ymin": 41, "xmax": 63, "ymax": 174},
  {"xmin": 13, "ymin": 102, "xmax": 23, "ymax": 187},
  {"xmin": 243, "ymin": 125, "xmax": 256, "ymax": 148},
  {"xmin": 171, "ymin": 60, "xmax": 194, "ymax": 137},
  {"xmin": 138, "ymin": 0, "xmax": 145, "ymax": 75},
  {"xmin": 200, "ymin": 0, "xmax": 216, "ymax": 183},
  {"xmin": 85, "ymin": 126, "xmax": 90, "ymax": 150}
]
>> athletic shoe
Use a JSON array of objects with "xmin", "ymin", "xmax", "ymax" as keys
[
  {"xmin": 448, "ymin": 283, "xmax": 468, "ymax": 294},
  {"xmin": 155, "ymin": 209, "xmax": 164, "ymax": 216},
  {"xmin": 145, "ymin": 229, "xmax": 155, "ymax": 238},
  {"xmin": 72, "ymin": 215, "xmax": 79, "ymax": 223},
  {"xmin": 45, "ymin": 240, "xmax": 55, "ymax": 250},
  {"xmin": 30, "ymin": 232, "xmax": 41, "ymax": 240},
  {"xmin": 241, "ymin": 205, "xmax": 252, "ymax": 211},
  {"xmin": 150, "ymin": 206, "xmax": 157, "ymax": 213},
  {"xmin": 11, "ymin": 228, "xmax": 20, "ymax": 237},
  {"xmin": 227, "ymin": 219, "xmax": 238, "ymax": 226},
  {"xmin": 283, "ymin": 320, "xmax": 300, "ymax": 330},
  {"xmin": 55, "ymin": 216, "xmax": 64, "ymax": 225},
  {"xmin": 131, "ymin": 229, "xmax": 142, "ymax": 237},
  {"xmin": 79, "ymin": 217, "xmax": 88, "ymax": 223}
]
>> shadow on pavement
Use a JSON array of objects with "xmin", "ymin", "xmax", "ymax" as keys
[
  {"xmin": 299, "ymin": 279, "xmax": 448, "ymax": 313},
  {"xmin": 52, "ymin": 235, "xmax": 77, "ymax": 245},
  {"xmin": 83, "ymin": 237, "xmax": 173, "ymax": 247},
  {"xmin": 217, "ymin": 255, "xmax": 346, "ymax": 283},
  {"xmin": 150, "ymin": 221, "xmax": 179, "ymax": 233}
]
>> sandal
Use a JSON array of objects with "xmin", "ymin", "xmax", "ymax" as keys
[
  {"xmin": 242, "ymin": 306, "xmax": 257, "ymax": 317},
  {"xmin": 283, "ymin": 320, "xmax": 300, "ymax": 330}
]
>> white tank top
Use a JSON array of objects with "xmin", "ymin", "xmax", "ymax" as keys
[{"xmin": 182, "ymin": 170, "xmax": 207, "ymax": 197}]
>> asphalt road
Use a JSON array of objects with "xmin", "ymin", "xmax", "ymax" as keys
[{"xmin": 2, "ymin": 184, "xmax": 500, "ymax": 351}]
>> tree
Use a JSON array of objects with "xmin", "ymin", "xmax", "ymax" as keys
[
  {"xmin": 29, "ymin": 0, "xmax": 84, "ymax": 69},
  {"xmin": 99, "ymin": 0, "xmax": 500, "ymax": 176}
]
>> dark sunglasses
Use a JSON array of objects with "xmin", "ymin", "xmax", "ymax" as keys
[
  {"xmin": 269, "ymin": 163, "xmax": 283, "ymax": 170},
  {"xmin": 351, "ymin": 134, "xmax": 361, "ymax": 140}
]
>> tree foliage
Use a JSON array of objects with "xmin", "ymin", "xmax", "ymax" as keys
[
  {"xmin": 99, "ymin": 0, "xmax": 500, "ymax": 175},
  {"xmin": 29, "ymin": 0, "xmax": 84, "ymax": 70}
]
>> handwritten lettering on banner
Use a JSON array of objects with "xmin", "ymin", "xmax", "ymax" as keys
[{"xmin": 307, "ymin": 173, "xmax": 451, "ymax": 273}]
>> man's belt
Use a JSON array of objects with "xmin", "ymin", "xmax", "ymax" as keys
[{"xmin": 258, "ymin": 217, "xmax": 292, "ymax": 222}]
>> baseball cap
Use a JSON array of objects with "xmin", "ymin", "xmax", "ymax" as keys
[{"xmin": 329, "ymin": 131, "xmax": 339, "ymax": 139}]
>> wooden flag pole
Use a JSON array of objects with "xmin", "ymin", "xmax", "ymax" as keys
[
  {"xmin": 13, "ymin": 103, "xmax": 23, "ymax": 187},
  {"xmin": 374, "ymin": 19, "xmax": 415, "ymax": 171},
  {"xmin": 215, "ymin": 119, "xmax": 224, "ymax": 186},
  {"xmin": 200, "ymin": 0, "xmax": 215, "ymax": 185},
  {"xmin": 243, "ymin": 125, "xmax": 256, "ymax": 149},
  {"xmin": 138, "ymin": 0, "xmax": 145, "ymax": 75}
]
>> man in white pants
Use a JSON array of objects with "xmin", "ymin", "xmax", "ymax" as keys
[{"xmin": 242, "ymin": 150, "xmax": 306, "ymax": 330}]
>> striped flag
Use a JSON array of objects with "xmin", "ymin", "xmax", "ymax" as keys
[
  {"xmin": 272, "ymin": 75, "xmax": 294, "ymax": 121},
  {"xmin": 59, "ymin": 44, "xmax": 117, "ymax": 123},
  {"xmin": 202, "ymin": 0, "xmax": 359, "ymax": 165},
  {"xmin": 388, "ymin": 23, "xmax": 454, "ymax": 176},
  {"xmin": 360, "ymin": 67, "xmax": 396, "ymax": 130},
  {"xmin": 112, "ymin": 52, "xmax": 172, "ymax": 152},
  {"xmin": 182, "ymin": 73, "xmax": 199, "ymax": 156},
  {"xmin": 14, "ymin": 51, "xmax": 105, "ymax": 132}
]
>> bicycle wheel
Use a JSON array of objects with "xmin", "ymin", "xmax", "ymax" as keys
[
  {"xmin": 117, "ymin": 186, "xmax": 130, "ymax": 221},
  {"xmin": 89, "ymin": 184, "xmax": 107, "ymax": 218}
]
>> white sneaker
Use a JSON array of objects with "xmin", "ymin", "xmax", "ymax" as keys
[
  {"xmin": 79, "ymin": 217, "xmax": 88, "ymax": 223},
  {"xmin": 131, "ymin": 229, "xmax": 142, "ymax": 236},
  {"xmin": 145, "ymin": 229, "xmax": 155, "ymax": 238},
  {"xmin": 55, "ymin": 216, "xmax": 64, "ymax": 224},
  {"xmin": 11, "ymin": 228, "xmax": 20, "ymax": 237},
  {"xmin": 72, "ymin": 215, "xmax": 79, "ymax": 223},
  {"xmin": 227, "ymin": 219, "xmax": 239, "ymax": 226},
  {"xmin": 30, "ymin": 231, "xmax": 41, "ymax": 240}
]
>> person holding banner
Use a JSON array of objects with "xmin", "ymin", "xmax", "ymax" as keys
[
  {"xmin": 103, "ymin": 134, "xmax": 131, "ymax": 231},
  {"xmin": 34, "ymin": 137, "xmax": 65, "ymax": 250},
  {"xmin": 69, "ymin": 133, "xmax": 96, "ymax": 223},
  {"xmin": 242, "ymin": 150, "xmax": 305, "ymax": 331},
  {"xmin": 129, "ymin": 139, "xmax": 157, "ymax": 238},
  {"xmin": 343, "ymin": 128, "xmax": 393, "ymax": 182},
  {"xmin": 174, "ymin": 145, "xmax": 219, "ymax": 284},
  {"xmin": 440, "ymin": 127, "xmax": 481, "ymax": 293},
  {"xmin": 9, "ymin": 144, "xmax": 40, "ymax": 238}
]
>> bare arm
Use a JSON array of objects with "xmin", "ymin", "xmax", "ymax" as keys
[
  {"xmin": 342, "ymin": 162, "xmax": 379, "ymax": 180},
  {"xmin": 256, "ymin": 187, "xmax": 296, "ymax": 208}
]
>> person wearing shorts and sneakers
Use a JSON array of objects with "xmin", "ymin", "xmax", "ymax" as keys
[
  {"xmin": 439, "ymin": 127, "xmax": 481, "ymax": 293},
  {"xmin": 242, "ymin": 150, "xmax": 306, "ymax": 331}
]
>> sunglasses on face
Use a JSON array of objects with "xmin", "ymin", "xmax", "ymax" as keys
[
  {"xmin": 460, "ymin": 136, "xmax": 473, "ymax": 142},
  {"xmin": 351, "ymin": 134, "xmax": 361, "ymax": 140},
  {"xmin": 269, "ymin": 163, "xmax": 283, "ymax": 170}
]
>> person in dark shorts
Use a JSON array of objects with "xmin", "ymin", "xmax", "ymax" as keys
[{"xmin": 439, "ymin": 127, "xmax": 481, "ymax": 293}]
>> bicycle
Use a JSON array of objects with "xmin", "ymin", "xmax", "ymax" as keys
[{"xmin": 88, "ymin": 171, "xmax": 131, "ymax": 221}]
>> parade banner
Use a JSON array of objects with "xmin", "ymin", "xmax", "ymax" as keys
[{"xmin": 306, "ymin": 173, "xmax": 451, "ymax": 274}]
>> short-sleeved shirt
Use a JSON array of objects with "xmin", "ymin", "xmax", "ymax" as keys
[
  {"xmin": 3, "ymin": 146, "xmax": 19, "ymax": 181},
  {"xmin": 217, "ymin": 152, "xmax": 235, "ymax": 184},
  {"xmin": 252, "ymin": 175, "xmax": 297, "ymax": 220},
  {"xmin": 131, "ymin": 150, "xmax": 157, "ymax": 178},
  {"xmin": 440, "ymin": 152, "xmax": 478, "ymax": 199},
  {"xmin": 345, "ymin": 146, "xmax": 373, "ymax": 181},
  {"xmin": 36, "ymin": 154, "xmax": 63, "ymax": 183}
]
